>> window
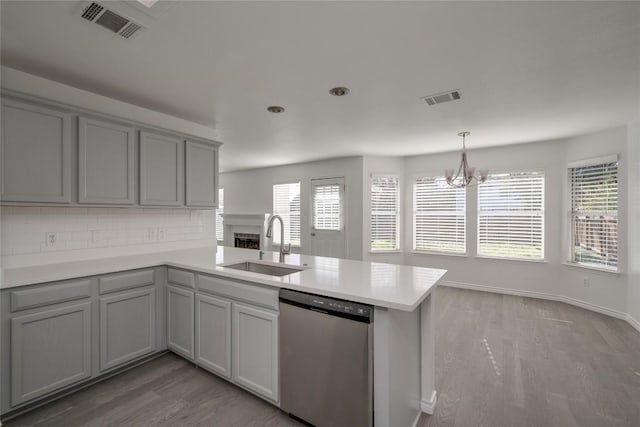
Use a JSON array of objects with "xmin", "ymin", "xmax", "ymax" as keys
[
  {"xmin": 312, "ymin": 180, "xmax": 343, "ymax": 231},
  {"xmin": 273, "ymin": 182, "xmax": 301, "ymax": 246},
  {"xmin": 370, "ymin": 175, "xmax": 400, "ymax": 251},
  {"xmin": 216, "ymin": 188, "xmax": 224, "ymax": 242},
  {"xmin": 569, "ymin": 158, "xmax": 618, "ymax": 270},
  {"xmin": 478, "ymin": 171, "xmax": 545, "ymax": 260},
  {"xmin": 413, "ymin": 177, "xmax": 466, "ymax": 254}
]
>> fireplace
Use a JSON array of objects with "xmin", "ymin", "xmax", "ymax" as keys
[
  {"xmin": 234, "ymin": 233, "xmax": 261, "ymax": 250},
  {"xmin": 222, "ymin": 213, "xmax": 270, "ymax": 250}
]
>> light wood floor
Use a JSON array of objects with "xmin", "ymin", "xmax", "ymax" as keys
[
  {"xmin": 5, "ymin": 287, "xmax": 640, "ymax": 427},
  {"xmin": 418, "ymin": 287, "xmax": 640, "ymax": 427}
]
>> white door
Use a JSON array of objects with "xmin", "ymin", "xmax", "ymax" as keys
[{"xmin": 310, "ymin": 177, "xmax": 346, "ymax": 258}]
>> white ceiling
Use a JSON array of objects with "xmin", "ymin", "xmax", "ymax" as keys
[{"xmin": 2, "ymin": 1, "xmax": 639, "ymax": 172}]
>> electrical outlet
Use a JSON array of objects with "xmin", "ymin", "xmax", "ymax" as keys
[
  {"xmin": 46, "ymin": 232, "xmax": 57, "ymax": 248},
  {"xmin": 148, "ymin": 228, "xmax": 157, "ymax": 241},
  {"xmin": 157, "ymin": 227, "xmax": 165, "ymax": 241},
  {"xmin": 583, "ymin": 276, "xmax": 590, "ymax": 287}
]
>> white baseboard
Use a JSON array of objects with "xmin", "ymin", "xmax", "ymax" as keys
[
  {"xmin": 627, "ymin": 314, "xmax": 640, "ymax": 333},
  {"xmin": 561, "ymin": 295, "xmax": 626, "ymax": 320},
  {"xmin": 420, "ymin": 390, "xmax": 437, "ymax": 415},
  {"xmin": 442, "ymin": 280, "xmax": 557, "ymax": 302},
  {"xmin": 410, "ymin": 409, "xmax": 422, "ymax": 427},
  {"xmin": 440, "ymin": 280, "xmax": 629, "ymax": 322}
]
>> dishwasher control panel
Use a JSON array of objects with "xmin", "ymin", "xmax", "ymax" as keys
[{"xmin": 280, "ymin": 289, "xmax": 373, "ymax": 321}]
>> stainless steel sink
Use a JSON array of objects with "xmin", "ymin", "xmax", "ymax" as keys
[{"xmin": 223, "ymin": 261, "xmax": 304, "ymax": 277}]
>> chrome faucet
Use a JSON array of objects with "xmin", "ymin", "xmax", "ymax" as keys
[{"xmin": 266, "ymin": 214, "xmax": 291, "ymax": 263}]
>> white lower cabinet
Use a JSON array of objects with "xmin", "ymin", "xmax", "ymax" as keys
[
  {"xmin": 167, "ymin": 285, "xmax": 195, "ymax": 360},
  {"xmin": 10, "ymin": 302, "xmax": 92, "ymax": 406},
  {"xmin": 2, "ymin": 268, "xmax": 167, "ymax": 416},
  {"xmin": 2, "ymin": 269, "xmax": 280, "ymax": 416},
  {"xmin": 232, "ymin": 302, "xmax": 279, "ymax": 402},
  {"xmin": 195, "ymin": 294, "xmax": 231, "ymax": 378},
  {"xmin": 99, "ymin": 287, "xmax": 157, "ymax": 372}
]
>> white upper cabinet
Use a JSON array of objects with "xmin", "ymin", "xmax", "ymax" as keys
[
  {"xmin": 1, "ymin": 99, "xmax": 71, "ymax": 203},
  {"xmin": 1, "ymin": 94, "xmax": 220, "ymax": 208},
  {"xmin": 186, "ymin": 141, "xmax": 218, "ymax": 207},
  {"xmin": 78, "ymin": 117, "xmax": 136, "ymax": 205},
  {"xmin": 140, "ymin": 131, "xmax": 185, "ymax": 206}
]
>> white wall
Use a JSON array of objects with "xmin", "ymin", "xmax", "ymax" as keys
[
  {"xmin": 219, "ymin": 125, "xmax": 633, "ymax": 318},
  {"xmin": 220, "ymin": 157, "xmax": 364, "ymax": 260},
  {"xmin": 362, "ymin": 156, "xmax": 405, "ymax": 264},
  {"xmin": 402, "ymin": 126, "xmax": 630, "ymax": 316},
  {"xmin": 1, "ymin": 207, "xmax": 215, "ymax": 268},
  {"xmin": 627, "ymin": 118, "xmax": 640, "ymax": 328},
  {"xmin": 403, "ymin": 138, "xmax": 565, "ymax": 297}
]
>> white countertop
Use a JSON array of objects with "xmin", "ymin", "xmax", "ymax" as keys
[{"xmin": 1, "ymin": 246, "xmax": 446, "ymax": 311}]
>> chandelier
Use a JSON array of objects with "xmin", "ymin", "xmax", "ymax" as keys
[{"xmin": 445, "ymin": 131, "xmax": 488, "ymax": 188}]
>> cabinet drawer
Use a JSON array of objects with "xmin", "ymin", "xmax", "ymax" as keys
[
  {"xmin": 99, "ymin": 270, "xmax": 155, "ymax": 294},
  {"xmin": 167, "ymin": 268, "xmax": 195, "ymax": 289},
  {"xmin": 197, "ymin": 275, "xmax": 278, "ymax": 311},
  {"xmin": 10, "ymin": 279, "xmax": 92, "ymax": 312}
]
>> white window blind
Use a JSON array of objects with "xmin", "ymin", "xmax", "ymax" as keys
[
  {"xmin": 570, "ymin": 160, "xmax": 618, "ymax": 270},
  {"xmin": 313, "ymin": 183, "xmax": 343, "ymax": 231},
  {"xmin": 370, "ymin": 176, "xmax": 399, "ymax": 251},
  {"xmin": 478, "ymin": 172, "xmax": 545, "ymax": 260},
  {"xmin": 215, "ymin": 188, "xmax": 224, "ymax": 242},
  {"xmin": 273, "ymin": 182, "xmax": 301, "ymax": 246},
  {"xmin": 413, "ymin": 177, "xmax": 466, "ymax": 254}
]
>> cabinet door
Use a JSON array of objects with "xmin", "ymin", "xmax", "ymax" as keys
[
  {"xmin": 140, "ymin": 131, "xmax": 184, "ymax": 206},
  {"xmin": 195, "ymin": 294, "xmax": 231, "ymax": 378},
  {"xmin": 11, "ymin": 302, "xmax": 91, "ymax": 406},
  {"xmin": 186, "ymin": 141, "xmax": 218, "ymax": 207},
  {"xmin": 232, "ymin": 303, "xmax": 279, "ymax": 402},
  {"xmin": 78, "ymin": 117, "xmax": 135, "ymax": 204},
  {"xmin": 99, "ymin": 288, "xmax": 156, "ymax": 372},
  {"xmin": 1, "ymin": 99, "xmax": 71, "ymax": 203},
  {"xmin": 167, "ymin": 285, "xmax": 194, "ymax": 359}
]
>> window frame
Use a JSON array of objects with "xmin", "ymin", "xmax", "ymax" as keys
[
  {"xmin": 272, "ymin": 181, "xmax": 301, "ymax": 247},
  {"xmin": 567, "ymin": 155, "xmax": 619, "ymax": 273},
  {"xmin": 412, "ymin": 174, "xmax": 467, "ymax": 255},
  {"xmin": 216, "ymin": 187, "xmax": 224, "ymax": 243},
  {"xmin": 476, "ymin": 170, "xmax": 546, "ymax": 262},
  {"xmin": 370, "ymin": 174, "xmax": 401, "ymax": 252}
]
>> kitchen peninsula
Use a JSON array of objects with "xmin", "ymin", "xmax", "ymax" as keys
[{"xmin": 1, "ymin": 246, "xmax": 446, "ymax": 427}]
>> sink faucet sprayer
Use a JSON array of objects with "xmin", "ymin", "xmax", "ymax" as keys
[{"xmin": 266, "ymin": 214, "xmax": 291, "ymax": 263}]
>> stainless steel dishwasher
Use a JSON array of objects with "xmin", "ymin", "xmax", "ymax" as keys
[{"xmin": 279, "ymin": 288, "xmax": 373, "ymax": 427}]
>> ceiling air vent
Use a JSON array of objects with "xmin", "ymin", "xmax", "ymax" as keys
[
  {"xmin": 421, "ymin": 90, "xmax": 461, "ymax": 106},
  {"xmin": 78, "ymin": 2, "xmax": 146, "ymax": 40}
]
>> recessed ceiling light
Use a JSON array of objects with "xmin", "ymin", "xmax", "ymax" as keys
[
  {"xmin": 329, "ymin": 87, "xmax": 350, "ymax": 96},
  {"xmin": 267, "ymin": 106, "xmax": 285, "ymax": 113},
  {"xmin": 136, "ymin": 0, "xmax": 159, "ymax": 8}
]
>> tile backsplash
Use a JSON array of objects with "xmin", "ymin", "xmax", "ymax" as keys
[{"xmin": 1, "ymin": 206, "xmax": 215, "ymax": 257}]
